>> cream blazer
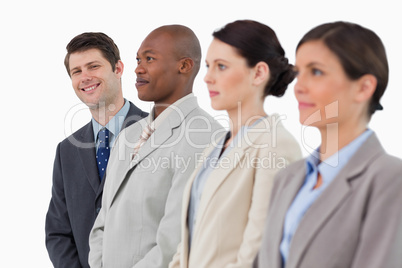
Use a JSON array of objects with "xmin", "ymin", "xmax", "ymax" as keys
[{"xmin": 169, "ymin": 115, "xmax": 302, "ymax": 268}]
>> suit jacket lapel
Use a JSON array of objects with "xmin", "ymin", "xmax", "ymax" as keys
[
  {"xmin": 287, "ymin": 170, "xmax": 351, "ymax": 268},
  {"xmin": 193, "ymin": 118, "xmax": 273, "ymax": 237},
  {"xmin": 267, "ymin": 162, "xmax": 306, "ymax": 268},
  {"xmin": 109, "ymin": 96, "xmax": 199, "ymax": 207},
  {"xmin": 93, "ymin": 102, "xmax": 148, "ymax": 201},
  {"xmin": 287, "ymin": 133, "xmax": 383, "ymax": 268},
  {"xmin": 76, "ymin": 121, "xmax": 100, "ymax": 194},
  {"xmin": 179, "ymin": 131, "xmax": 227, "ymax": 265},
  {"xmin": 128, "ymin": 119, "xmax": 174, "ymax": 168}
]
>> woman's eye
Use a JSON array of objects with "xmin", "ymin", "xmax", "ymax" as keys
[
  {"xmin": 218, "ymin": 64, "xmax": 226, "ymax": 70},
  {"xmin": 312, "ymin": 68, "xmax": 323, "ymax": 76}
]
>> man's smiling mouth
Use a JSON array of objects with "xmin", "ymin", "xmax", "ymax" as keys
[{"xmin": 82, "ymin": 83, "xmax": 100, "ymax": 92}]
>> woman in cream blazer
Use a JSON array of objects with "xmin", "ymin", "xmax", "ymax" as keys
[
  {"xmin": 254, "ymin": 21, "xmax": 402, "ymax": 268},
  {"xmin": 169, "ymin": 20, "xmax": 302, "ymax": 268}
]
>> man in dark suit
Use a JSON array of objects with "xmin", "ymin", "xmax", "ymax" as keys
[{"xmin": 45, "ymin": 32, "xmax": 147, "ymax": 268}]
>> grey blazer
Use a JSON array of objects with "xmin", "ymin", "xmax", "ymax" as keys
[
  {"xmin": 45, "ymin": 102, "xmax": 147, "ymax": 268},
  {"xmin": 89, "ymin": 95, "xmax": 224, "ymax": 268},
  {"xmin": 254, "ymin": 133, "xmax": 402, "ymax": 268}
]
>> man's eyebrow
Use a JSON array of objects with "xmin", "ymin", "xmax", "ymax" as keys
[
  {"xmin": 137, "ymin": 50, "xmax": 157, "ymax": 56},
  {"xmin": 70, "ymin": 61, "xmax": 101, "ymax": 73}
]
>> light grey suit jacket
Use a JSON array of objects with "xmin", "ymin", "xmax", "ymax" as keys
[
  {"xmin": 254, "ymin": 133, "xmax": 402, "ymax": 268},
  {"xmin": 89, "ymin": 95, "xmax": 224, "ymax": 268}
]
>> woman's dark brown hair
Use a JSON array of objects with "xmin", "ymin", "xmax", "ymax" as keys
[
  {"xmin": 297, "ymin": 21, "xmax": 388, "ymax": 116},
  {"xmin": 213, "ymin": 20, "xmax": 295, "ymax": 98}
]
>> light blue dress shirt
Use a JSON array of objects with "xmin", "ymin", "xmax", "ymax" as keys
[
  {"xmin": 280, "ymin": 129, "xmax": 373, "ymax": 266},
  {"xmin": 92, "ymin": 99, "xmax": 130, "ymax": 152}
]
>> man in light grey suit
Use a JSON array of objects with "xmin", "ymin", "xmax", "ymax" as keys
[{"xmin": 88, "ymin": 25, "xmax": 223, "ymax": 268}]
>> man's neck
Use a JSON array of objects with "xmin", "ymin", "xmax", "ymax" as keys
[
  {"xmin": 90, "ymin": 99, "xmax": 125, "ymax": 126},
  {"xmin": 153, "ymin": 92, "xmax": 192, "ymax": 119}
]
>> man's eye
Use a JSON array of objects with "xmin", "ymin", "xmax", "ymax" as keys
[
  {"xmin": 147, "ymin": 56, "xmax": 154, "ymax": 61},
  {"xmin": 71, "ymin": 70, "xmax": 81, "ymax": 75},
  {"xmin": 136, "ymin": 58, "xmax": 141, "ymax": 64}
]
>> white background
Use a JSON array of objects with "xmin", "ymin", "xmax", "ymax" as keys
[{"xmin": 1, "ymin": 0, "xmax": 400, "ymax": 266}]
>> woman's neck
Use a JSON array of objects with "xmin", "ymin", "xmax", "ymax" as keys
[
  {"xmin": 319, "ymin": 120, "xmax": 367, "ymax": 161},
  {"xmin": 227, "ymin": 105, "xmax": 266, "ymax": 138}
]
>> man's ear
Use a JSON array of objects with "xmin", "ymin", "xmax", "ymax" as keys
[
  {"xmin": 178, "ymin": 58, "xmax": 194, "ymax": 74},
  {"xmin": 115, "ymin": 60, "xmax": 124, "ymax": 78},
  {"xmin": 252, "ymin": 61, "xmax": 269, "ymax": 86},
  {"xmin": 355, "ymin": 74, "xmax": 377, "ymax": 104}
]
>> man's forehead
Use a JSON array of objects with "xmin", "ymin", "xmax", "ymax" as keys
[
  {"xmin": 137, "ymin": 34, "xmax": 174, "ymax": 55},
  {"xmin": 70, "ymin": 49, "xmax": 104, "ymax": 61}
]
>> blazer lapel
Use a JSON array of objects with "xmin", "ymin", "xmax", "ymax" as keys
[
  {"xmin": 128, "ymin": 120, "xmax": 174, "ymax": 169},
  {"xmin": 76, "ymin": 121, "xmax": 100, "ymax": 194},
  {"xmin": 109, "ymin": 96, "xmax": 199, "ymax": 207},
  {"xmin": 180, "ymin": 132, "xmax": 227, "ymax": 266},
  {"xmin": 287, "ymin": 133, "xmax": 383, "ymax": 268},
  {"xmin": 95, "ymin": 103, "xmax": 148, "ymax": 201},
  {"xmin": 267, "ymin": 162, "xmax": 306, "ymax": 268},
  {"xmin": 193, "ymin": 118, "xmax": 273, "ymax": 238},
  {"xmin": 287, "ymin": 171, "xmax": 351, "ymax": 268}
]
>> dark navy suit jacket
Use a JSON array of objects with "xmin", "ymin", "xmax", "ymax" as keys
[{"xmin": 45, "ymin": 102, "xmax": 148, "ymax": 268}]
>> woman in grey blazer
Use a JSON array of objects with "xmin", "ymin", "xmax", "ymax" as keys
[{"xmin": 254, "ymin": 21, "xmax": 402, "ymax": 268}]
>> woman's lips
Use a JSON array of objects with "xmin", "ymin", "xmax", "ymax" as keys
[
  {"xmin": 209, "ymin": 91, "xmax": 219, "ymax": 97},
  {"xmin": 298, "ymin": 101, "xmax": 315, "ymax": 109}
]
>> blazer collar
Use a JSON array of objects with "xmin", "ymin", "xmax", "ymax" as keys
[
  {"xmin": 191, "ymin": 116, "xmax": 277, "ymax": 239},
  {"xmin": 129, "ymin": 96, "xmax": 199, "ymax": 168},
  {"xmin": 77, "ymin": 102, "xmax": 146, "ymax": 197},
  {"xmin": 109, "ymin": 96, "xmax": 199, "ymax": 206},
  {"xmin": 287, "ymin": 133, "xmax": 384, "ymax": 268},
  {"xmin": 77, "ymin": 121, "xmax": 100, "ymax": 194},
  {"xmin": 267, "ymin": 160, "xmax": 306, "ymax": 268}
]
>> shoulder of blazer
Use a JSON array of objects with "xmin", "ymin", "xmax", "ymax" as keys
[
  {"xmin": 274, "ymin": 159, "xmax": 306, "ymax": 185},
  {"xmin": 165, "ymin": 95, "xmax": 201, "ymax": 128},
  {"xmin": 346, "ymin": 133, "xmax": 402, "ymax": 181},
  {"xmin": 337, "ymin": 132, "xmax": 400, "ymax": 182},
  {"xmin": 60, "ymin": 120, "xmax": 94, "ymax": 149},
  {"xmin": 122, "ymin": 102, "xmax": 148, "ymax": 129}
]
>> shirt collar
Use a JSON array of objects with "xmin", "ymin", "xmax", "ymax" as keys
[
  {"xmin": 92, "ymin": 99, "xmax": 130, "ymax": 141},
  {"xmin": 305, "ymin": 129, "xmax": 373, "ymax": 186},
  {"xmin": 147, "ymin": 93, "xmax": 194, "ymax": 130}
]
